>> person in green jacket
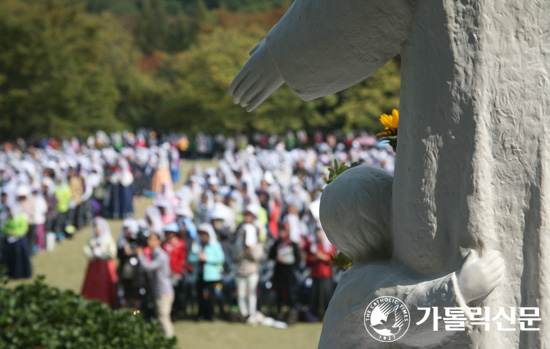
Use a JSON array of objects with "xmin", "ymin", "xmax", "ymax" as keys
[
  {"xmin": 188, "ymin": 223, "xmax": 225, "ymax": 322},
  {"xmin": 0, "ymin": 204, "xmax": 32, "ymax": 279},
  {"xmin": 54, "ymin": 176, "xmax": 72, "ymax": 239}
]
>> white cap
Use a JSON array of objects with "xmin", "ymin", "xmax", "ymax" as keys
[
  {"xmin": 244, "ymin": 204, "xmax": 259, "ymax": 217},
  {"xmin": 16, "ymin": 185, "xmax": 30, "ymax": 197}
]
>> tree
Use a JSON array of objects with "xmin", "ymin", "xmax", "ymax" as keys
[
  {"xmin": 0, "ymin": 0, "xmax": 172, "ymax": 140},
  {"xmin": 154, "ymin": 7, "xmax": 401, "ymax": 135},
  {"xmin": 166, "ymin": 10, "xmax": 189, "ymax": 52},
  {"xmin": 0, "ymin": 0, "xmax": 125, "ymax": 139}
]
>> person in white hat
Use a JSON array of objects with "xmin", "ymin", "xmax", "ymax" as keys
[
  {"xmin": 16, "ymin": 185, "xmax": 32, "ymax": 222},
  {"xmin": 232, "ymin": 204, "xmax": 264, "ymax": 324},
  {"xmin": 188, "ymin": 223, "xmax": 225, "ymax": 322},
  {"xmin": 161, "ymin": 222, "xmax": 187, "ymax": 321},
  {"xmin": 16, "ymin": 185, "xmax": 37, "ymax": 252},
  {"xmin": 1, "ymin": 203, "xmax": 32, "ymax": 279},
  {"xmin": 117, "ymin": 218, "xmax": 143, "ymax": 310},
  {"xmin": 82, "ymin": 217, "xmax": 118, "ymax": 309}
]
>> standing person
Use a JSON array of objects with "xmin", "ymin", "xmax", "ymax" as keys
[
  {"xmin": 233, "ymin": 215, "xmax": 263, "ymax": 324},
  {"xmin": 54, "ymin": 175, "xmax": 72, "ymax": 240},
  {"xmin": 194, "ymin": 192, "xmax": 212, "ymax": 225},
  {"xmin": 284, "ymin": 204, "xmax": 304, "ymax": 247},
  {"xmin": 175, "ymin": 206, "xmax": 197, "ymax": 319},
  {"xmin": 269, "ymin": 220, "xmax": 301, "ymax": 319},
  {"xmin": 16, "ymin": 185, "xmax": 36, "ymax": 252},
  {"xmin": 135, "ymin": 230, "xmax": 174, "ymax": 338},
  {"xmin": 151, "ymin": 153, "xmax": 173, "ymax": 194},
  {"xmin": 41, "ymin": 179, "xmax": 57, "ymax": 249},
  {"xmin": 161, "ymin": 222, "xmax": 187, "ymax": 321},
  {"xmin": 145, "ymin": 206, "xmax": 163, "ymax": 237},
  {"xmin": 117, "ymin": 219, "xmax": 143, "ymax": 310},
  {"xmin": 0, "ymin": 204, "xmax": 32, "ymax": 279},
  {"xmin": 32, "ymin": 187, "xmax": 48, "ymax": 253},
  {"xmin": 0, "ymin": 192, "xmax": 9, "ymax": 262},
  {"xmin": 82, "ymin": 217, "xmax": 118, "ymax": 309},
  {"xmin": 68, "ymin": 167, "xmax": 84, "ymax": 229},
  {"xmin": 305, "ymin": 227, "xmax": 335, "ymax": 320},
  {"xmin": 188, "ymin": 223, "xmax": 225, "ymax": 322},
  {"xmin": 0, "ymin": 192, "xmax": 9, "ymax": 229},
  {"xmin": 118, "ymin": 160, "xmax": 134, "ymax": 219},
  {"xmin": 169, "ymin": 146, "xmax": 180, "ymax": 184}
]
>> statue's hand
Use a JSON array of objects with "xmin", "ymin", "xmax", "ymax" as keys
[
  {"xmin": 228, "ymin": 39, "xmax": 284, "ymax": 112},
  {"xmin": 457, "ymin": 250, "xmax": 505, "ymax": 304}
]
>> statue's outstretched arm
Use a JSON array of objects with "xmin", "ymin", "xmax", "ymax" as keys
[{"xmin": 229, "ymin": 0, "xmax": 416, "ymax": 111}]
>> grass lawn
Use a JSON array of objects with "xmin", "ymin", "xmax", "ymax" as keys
[{"xmin": 8, "ymin": 160, "xmax": 323, "ymax": 349}]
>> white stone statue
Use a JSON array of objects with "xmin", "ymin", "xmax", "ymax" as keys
[
  {"xmin": 319, "ymin": 165, "xmax": 504, "ymax": 347},
  {"xmin": 229, "ymin": 1, "xmax": 550, "ymax": 347}
]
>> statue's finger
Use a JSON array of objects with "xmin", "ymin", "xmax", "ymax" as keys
[
  {"xmin": 481, "ymin": 250, "xmax": 500, "ymax": 261},
  {"xmin": 240, "ymin": 81, "xmax": 263, "ymax": 107},
  {"xmin": 485, "ymin": 257, "xmax": 505, "ymax": 273},
  {"xmin": 228, "ymin": 66, "xmax": 251, "ymax": 96},
  {"xmin": 492, "ymin": 262, "xmax": 506, "ymax": 276},
  {"xmin": 485, "ymin": 263, "xmax": 506, "ymax": 283},
  {"xmin": 476, "ymin": 252, "xmax": 500, "ymax": 268},
  {"xmin": 233, "ymin": 72, "xmax": 258, "ymax": 105},
  {"xmin": 462, "ymin": 249, "xmax": 479, "ymax": 267},
  {"xmin": 249, "ymin": 39, "xmax": 265, "ymax": 56},
  {"xmin": 246, "ymin": 87, "xmax": 269, "ymax": 112},
  {"xmin": 488, "ymin": 270, "xmax": 505, "ymax": 289}
]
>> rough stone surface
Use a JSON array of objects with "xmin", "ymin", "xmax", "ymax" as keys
[{"xmin": 264, "ymin": 0, "xmax": 550, "ymax": 347}]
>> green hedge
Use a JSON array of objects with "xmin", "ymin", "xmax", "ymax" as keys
[{"xmin": 0, "ymin": 274, "xmax": 177, "ymax": 348}]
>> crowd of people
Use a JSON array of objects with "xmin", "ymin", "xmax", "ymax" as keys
[
  {"xmin": 0, "ymin": 130, "xmax": 181, "ymax": 278},
  {"xmin": 0, "ymin": 130, "xmax": 395, "ymax": 338}
]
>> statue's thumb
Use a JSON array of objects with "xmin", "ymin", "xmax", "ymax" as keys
[
  {"xmin": 463, "ymin": 249, "xmax": 479, "ymax": 268},
  {"xmin": 249, "ymin": 39, "xmax": 265, "ymax": 56}
]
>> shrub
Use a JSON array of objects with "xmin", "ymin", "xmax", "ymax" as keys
[{"xmin": 0, "ymin": 273, "xmax": 177, "ymax": 348}]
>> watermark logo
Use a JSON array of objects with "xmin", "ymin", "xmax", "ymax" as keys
[
  {"xmin": 364, "ymin": 296, "xmax": 410, "ymax": 342},
  {"xmin": 416, "ymin": 306, "xmax": 541, "ymax": 332}
]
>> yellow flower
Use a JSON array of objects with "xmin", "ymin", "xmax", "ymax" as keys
[{"xmin": 377, "ymin": 109, "xmax": 399, "ymax": 136}]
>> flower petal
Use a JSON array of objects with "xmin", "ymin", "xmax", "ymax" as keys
[
  {"xmin": 391, "ymin": 109, "xmax": 399, "ymax": 128},
  {"xmin": 379, "ymin": 114, "xmax": 392, "ymax": 128}
]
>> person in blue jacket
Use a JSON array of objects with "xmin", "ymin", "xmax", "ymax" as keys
[{"xmin": 188, "ymin": 223, "xmax": 225, "ymax": 322}]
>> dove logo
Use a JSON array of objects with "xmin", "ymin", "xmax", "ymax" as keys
[{"xmin": 364, "ymin": 296, "xmax": 410, "ymax": 342}]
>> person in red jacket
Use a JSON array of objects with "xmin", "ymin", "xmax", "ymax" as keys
[
  {"xmin": 161, "ymin": 222, "xmax": 187, "ymax": 321},
  {"xmin": 306, "ymin": 227, "xmax": 335, "ymax": 320}
]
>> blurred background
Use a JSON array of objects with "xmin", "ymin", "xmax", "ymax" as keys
[
  {"xmin": 0, "ymin": 1, "xmax": 401, "ymax": 348},
  {"xmin": 0, "ymin": 0, "xmax": 400, "ymax": 141}
]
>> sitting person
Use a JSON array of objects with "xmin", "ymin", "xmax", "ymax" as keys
[{"xmin": 318, "ymin": 165, "xmax": 505, "ymax": 348}]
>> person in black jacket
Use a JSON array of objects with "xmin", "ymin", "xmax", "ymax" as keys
[
  {"xmin": 117, "ymin": 219, "xmax": 145, "ymax": 310},
  {"xmin": 269, "ymin": 220, "xmax": 301, "ymax": 317}
]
